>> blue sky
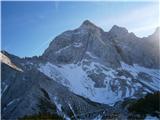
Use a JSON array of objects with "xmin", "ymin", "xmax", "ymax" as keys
[{"xmin": 1, "ymin": 1, "xmax": 159, "ymax": 57}]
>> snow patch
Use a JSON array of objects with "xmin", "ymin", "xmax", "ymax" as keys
[
  {"xmin": 93, "ymin": 114, "xmax": 103, "ymax": 120},
  {"xmin": 2, "ymin": 84, "xmax": 8, "ymax": 95},
  {"xmin": 86, "ymin": 52, "xmax": 97, "ymax": 59},
  {"xmin": 73, "ymin": 42, "xmax": 82, "ymax": 48},
  {"xmin": 145, "ymin": 115, "xmax": 159, "ymax": 120},
  {"xmin": 39, "ymin": 62, "xmax": 128, "ymax": 105},
  {"xmin": 53, "ymin": 97, "xmax": 62, "ymax": 112},
  {"xmin": 121, "ymin": 62, "xmax": 160, "ymax": 91},
  {"xmin": 38, "ymin": 61, "xmax": 160, "ymax": 106},
  {"xmin": 68, "ymin": 103, "xmax": 76, "ymax": 118},
  {"xmin": 7, "ymin": 98, "xmax": 20, "ymax": 107},
  {"xmin": 55, "ymin": 45, "xmax": 71, "ymax": 54}
]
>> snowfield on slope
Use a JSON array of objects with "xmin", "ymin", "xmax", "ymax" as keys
[
  {"xmin": 38, "ymin": 62, "xmax": 160, "ymax": 106},
  {"xmin": 121, "ymin": 62, "xmax": 160, "ymax": 91},
  {"xmin": 38, "ymin": 62, "xmax": 122, "ymax": 105}
]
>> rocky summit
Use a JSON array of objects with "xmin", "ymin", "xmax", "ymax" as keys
[{"xmin": 1, "ymin": 20, "xmax": 160, "ymax": 119}]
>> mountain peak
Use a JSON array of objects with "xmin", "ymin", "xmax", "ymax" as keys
[
  {"xmin": 149, "ymin": 26, "xmax": 160, "ymax": 39},
  {"xmin": 154, "ymin": 27, "xmax": 160, "ymax": 34},
  {"xmin": 79, "ymin": 20, "xmax": 103, "ymax": 33},
  {"xmin": 82, "ymin": 20, "xmax": 94, "ymax": 26},
  {"xmin": 109, "ymin": 25, "xmax": 128, "ymax": 35},
  {"xmin": 80, "ymin": 20, "xmax": 99, "ymax": 28}
]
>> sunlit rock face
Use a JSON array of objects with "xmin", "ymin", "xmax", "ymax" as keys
[
  {"xmin": 107, "ymin": 26, "xmax": 160, "ymax": 68},
  {"xmin": 1, "ymin": 20, "xmax": 160, "ymax": 119},
  {"xmin": 42, "ymin": 20, "xmax": 121, "ymax": 68},
  {"xmin": 43, "ymin": 20, "xmax": 159, "ymax": 69}
]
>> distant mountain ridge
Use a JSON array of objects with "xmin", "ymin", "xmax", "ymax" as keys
[{"xmin": 1, "ymin": 20, "xmax": 160, "ymax": 119}]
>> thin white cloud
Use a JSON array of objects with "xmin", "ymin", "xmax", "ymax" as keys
[
  {"xmin": 119, "ymin": 5, "xmax": 157, "ymax": 25},
  {"xmin": 54, "ymin": 1, "xmax": 59, "ymax": 11},
  {"xmin": 129, "ymin": 24, "xmax": 158, "ymax": 37},
  {"xmin": 130, "ymin": 24, "xmax": 158, "ymax": 33},
  {"xmin": 97, "ymin": 3, "xmax": 159, "ymax": 37},
  {"xmin": 107, "ymin": 4, "xmax": 158, "ymax": 26}
]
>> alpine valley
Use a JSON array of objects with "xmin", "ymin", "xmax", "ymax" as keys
[{"xmin": 1, "ymin": 20, "xmax": 160, "ymax": 120}]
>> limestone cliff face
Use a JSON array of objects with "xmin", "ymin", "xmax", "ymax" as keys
[{"xmin": 43, "ymin": 20, "xmax": 160, "ymax": 69}]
